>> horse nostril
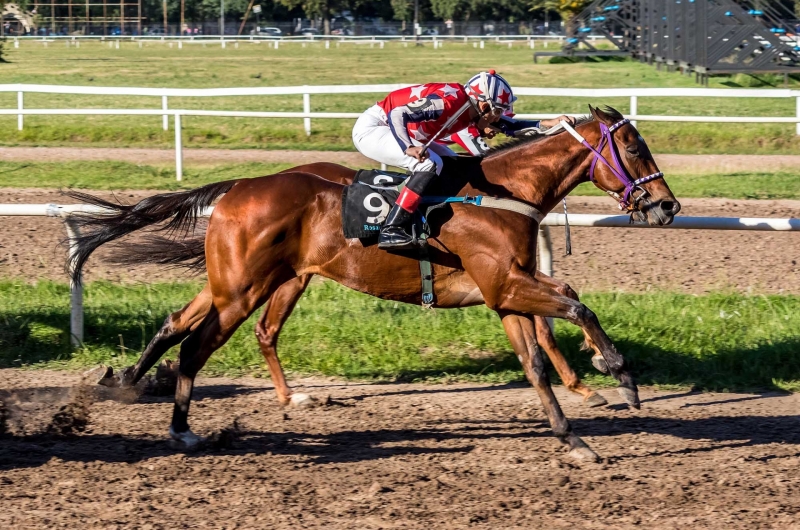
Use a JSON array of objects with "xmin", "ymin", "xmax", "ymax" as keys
[{"xmin": 660, "ymin": 201, "xmax": 675, "ymax": 214}]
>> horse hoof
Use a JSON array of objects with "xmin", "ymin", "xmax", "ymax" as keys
[
  {"xmin": 618, "ymin": 386, "xmax": 641, "ymax": 409},
  {"xmin": 584, "ymin": 392, "xmax": 608, "ymax": 408},
  {"xmin": 591, "ymin": 355, "xmax": 609, "ymax": 374},
  {"xmin": 568, "ymin": 446, "xmax": 600, "ymax": 463},
  {"xmin": 169, "ymin": 426, "xmax": 203, "ymax": 451},
  {"xmin": 289, "ymin": 393, "xmax": 317, "ymax": 408},
  {"xmin": 84, "ymin": 365, "xmax": 114, "ymax": 385}
]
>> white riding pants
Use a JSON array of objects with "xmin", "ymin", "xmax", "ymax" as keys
[{"xmin": 352, "ymin": 104, "xmax": 457, "ymax": 175}]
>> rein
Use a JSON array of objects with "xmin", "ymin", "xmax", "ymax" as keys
[{"xmin": 560, "ymin": 119, "xmax": 663, "ymax": 211}]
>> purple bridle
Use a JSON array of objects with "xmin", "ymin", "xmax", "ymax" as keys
[{"xmin": 562, "ymin": 118, "xmax": 664, "ymax": 211}]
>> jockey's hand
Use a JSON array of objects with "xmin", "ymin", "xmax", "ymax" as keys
[
  {"xmin": 540, "ymin": 115, "xmax": 576, "ymax": 129},
  {"xmin": 482, "ymin": 125, "xmax": 501, "ymax": 139},
  {"xmin": 405, "ymin": 146, "xmax": 428, "ymax": 162}
]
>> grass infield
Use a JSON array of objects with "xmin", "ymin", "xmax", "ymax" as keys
[
  {"xmin": 2, "ymin": 280, "xmax": 798, "ymax": 392},
  {"xmin": 1, "ymin": 43, "xmax": 798, "ymax": 154}
]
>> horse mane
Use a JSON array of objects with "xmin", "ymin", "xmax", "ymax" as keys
[{"xmin": 485, "ymin": 108, "xmax": 618, "ymax": 158}]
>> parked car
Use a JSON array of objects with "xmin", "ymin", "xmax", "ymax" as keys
[
  {"xmin": 254, "ymin": 26, "xmax": 281, "ymax": 37},
  {"xmin": 300, "ymin": 27, "xmax": 320, "ymax": 37}
]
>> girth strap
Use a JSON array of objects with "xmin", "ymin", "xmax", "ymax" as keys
[{"xmin": 421, "ymin": 195, "xmax": 545, "ymax": 224}]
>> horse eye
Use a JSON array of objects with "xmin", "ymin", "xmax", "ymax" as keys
[{"xmin": 626, "ymin": 146, "xmax": 640, "ymax": 156}]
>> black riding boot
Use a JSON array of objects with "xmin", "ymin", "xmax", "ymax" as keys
[
  {"xmin": 378, "ymin": 170, "xmax": 437, "ymax": 250},
  {"xmin": 378, "ymin": 204, "xmax": 415, "ymax": 250}
]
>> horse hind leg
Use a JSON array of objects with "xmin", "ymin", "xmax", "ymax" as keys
[
  {"xmin": 534, "ymin": 316, "xmax": 608, "ymax": 408},
  {"xmin": 255, "ymin": 275, "xmax": 313, "ymax": 407},
  {"xmin": 101, "ymin": 285, "xmax": 212, "ymax": 389},
  {"xmin": 170, "ymin": 267, "xmax": 297, "ymax": 449},
  {"xmin": 500, "ymin": 312, "xmax": 599, "ymax": 462}
]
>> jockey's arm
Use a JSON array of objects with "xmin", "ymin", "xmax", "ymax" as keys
[
  {"xmin": 494, "ymin": 114, "xmax": 576, "ymax": 137},
  {"xmin": 386, "ymin": 95, "xmax": 446, "ymax": 155}
]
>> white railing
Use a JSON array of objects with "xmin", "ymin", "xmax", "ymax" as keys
[
  {"xmin": 2, "ymin": 83, "xmax": 800, "ymax": 180},
  {"xmin": 1, "ymin": 202, "xmax": 798, "ymax": 346}
]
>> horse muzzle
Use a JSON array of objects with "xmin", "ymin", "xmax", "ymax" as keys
[{"xmin": 640, "ymin": 197, "xmax": 681, "ymax": 226}]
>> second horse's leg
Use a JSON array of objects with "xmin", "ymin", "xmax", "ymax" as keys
[
  {"xmin": 501, "ymin": 312, "xmax": 599, "ymax": 462},
  {"xmin": 255, "ymin": 275, "xmax": 312, "ymax": 406},
  {"xmin": 534, "ymin": 316, "xmax": 608, "ymax": 408}
]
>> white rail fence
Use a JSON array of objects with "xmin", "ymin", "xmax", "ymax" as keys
[
  {"xmin": 1, "ymin": 203, "xmax": 798, "ymax": 346},
  {"xmin": 2, "ymin": 84, "xmax": 800, "ymax": 180}
]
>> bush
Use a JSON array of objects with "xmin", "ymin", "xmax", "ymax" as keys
[{"xmin": 0, "ymin": 40, "xmax": 6, "ymax": 63}]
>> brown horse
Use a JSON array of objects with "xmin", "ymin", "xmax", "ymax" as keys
[
  {"xmin": 68, "ymin": 106, "xmax": 680, "ymax": 461},
  {"xmin": 98, "ymin": 162, "xmax": 609, "ymax": 409}
]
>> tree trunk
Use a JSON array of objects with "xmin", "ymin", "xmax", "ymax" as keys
[{"xmin": 323, "ymin": 13, "xmax": 330, "ymax": 35}]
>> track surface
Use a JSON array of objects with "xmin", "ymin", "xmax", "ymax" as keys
[
  {"xmin": 1, "ymin": 188, "xmax": 798, "ymax": 293},
  {"xmin": 1, "ymin": 370, "xmax": 799, "ymax": 529},
  {"xmin": 1, "ymin": 148, "xmax": 800, "ymax": 174}
]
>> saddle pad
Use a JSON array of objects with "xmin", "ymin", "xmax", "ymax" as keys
[{"xmin": 341, "ymin": 171, "xmax": 408, "ymax": 239}]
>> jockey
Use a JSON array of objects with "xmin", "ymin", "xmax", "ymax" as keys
[{"xmin": 352, "ymin": 70, "xmax": 575, "ymax": 250}]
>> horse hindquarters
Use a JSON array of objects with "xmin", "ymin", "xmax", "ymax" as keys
[{"xmin": 169, "ymin": 173, "xmax": 335, "ymax": 444}]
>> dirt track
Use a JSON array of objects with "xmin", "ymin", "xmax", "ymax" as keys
[
  {"xmin": 1, "ymin": 187, "xmax": 798, "ymax": 293},
  {"xmin": 1, "ymin": 369, "xmax": 799, "ymax": 529}
]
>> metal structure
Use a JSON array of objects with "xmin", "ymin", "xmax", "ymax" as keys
[
  {"xmin": 28, "ymin": 0, "xmax": 144, "ymax": 36},
  {"xmin": 561, "ymin": 0, "xmax": 800, "ymax": 81}
]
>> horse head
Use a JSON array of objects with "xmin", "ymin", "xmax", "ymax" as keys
[{"xmin": 584, "ymin": 105, "xmax": 681, "ymax": 226}]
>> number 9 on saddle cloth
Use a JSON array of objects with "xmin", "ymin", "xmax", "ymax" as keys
[{"xmin": 342, "ymin": 169, "xmax": 433, "ymax": 242}]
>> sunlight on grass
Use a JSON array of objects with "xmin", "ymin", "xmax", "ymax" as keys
[{"xmin": 2, "ymin": 280, "xmax": 798, "ymax": 392}]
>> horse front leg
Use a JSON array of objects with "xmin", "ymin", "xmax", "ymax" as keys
[
  {"xmin": 486, "ymin": 268, "xmax": 640, "ymax": 409},
  {"xmin": 534, "ymin": 271, "xmax": 610, "ymax": 376},
  {"xmin": 500, "ymin": 312, "xmax": 600, "ymax": 462}
]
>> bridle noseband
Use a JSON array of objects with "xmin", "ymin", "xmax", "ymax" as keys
[{"xmin": 561, "ymin": 118, "xmax": 664, "ymax": 211}]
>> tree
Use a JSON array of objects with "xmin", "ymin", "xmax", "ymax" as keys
[
  {"xmin": 276, "ymin": 0, "xmax": 351, "ymax": 34},
  {"xmin": 529, "ymin": 0, "xmax": 589, "ymax": 34},
  {"xmin": 391, "ymin": 0, "xmax": 410, "ymax": 27},
  {"xmin": 430, "ymin": 0, "xmax": 461, "ymax": 34}
]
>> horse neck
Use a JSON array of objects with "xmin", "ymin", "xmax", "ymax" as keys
[{"xmin": 478, "ymin": 123, "xmax": 598, "ymax": 214}]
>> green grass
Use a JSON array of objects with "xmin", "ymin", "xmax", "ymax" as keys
[
  {"xmin": 573, "ymin": 171, "xmax": 800, "ymax": 200},
  {"xmin": 1, "ymin": 43, "xmax": 799, "ymax": 153},
  {"xmin": 0, "ymin": 161, "xmax": 297, "ymax": 189},
  {"xmin": 1, "ymin": 160, "xmax": 797, "ymax": 199},
  {"xmin": 2, "ymin": 280, "xmax": 798, "ymax": 392}
]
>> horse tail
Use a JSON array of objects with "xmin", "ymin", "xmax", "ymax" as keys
[
  {"xmin": 106, "ymin": 235, "xmax": 208, "ymax": 273},
  {"xmin": 63, "ymin": 180, "xmax": 237, "ymax": 282}
]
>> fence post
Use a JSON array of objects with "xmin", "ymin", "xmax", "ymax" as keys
[
  {"xmin": 63, "ymin": 218, "xmax": 84, "ymax": 347},
  {"xmin": 175, "ymin": 113, "xmax": 183, "ymax": 181},
  {"xmin": 303, "ymin": 89, "xmax": 311, "ymax": 136},
  {"xmin": 796, "ymin": 96, "xmax": 799, "ymax": 136},
  {"xmin": 630, "ymin": 95, "xmax": 638, "ymax": 128},
  {"xmin": 162, "ymin": 95, "xmax": 169, "ymax": 131},
  {"xmin": 537, "ymin": 226, "xmax": 555, "ymax": 331},
  {"xmin": 17, "ymin": 91, "xmax": 23, "ymax": 131}
]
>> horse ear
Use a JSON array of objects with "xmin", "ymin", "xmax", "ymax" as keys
[{"xmin": 590, "ymin": 105, "xmax": 612, "ymax": 124}]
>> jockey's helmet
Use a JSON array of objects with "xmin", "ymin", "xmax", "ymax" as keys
[{"xmin": 464, "ymin": 70, "xmax": 517, "ymax": 117}]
